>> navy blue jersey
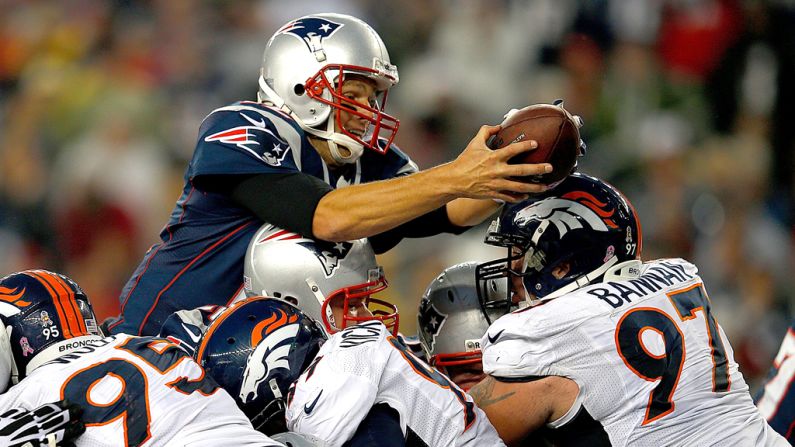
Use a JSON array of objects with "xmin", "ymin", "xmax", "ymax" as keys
[{"xmin": 110, "ymin": 101, "xmax": 417, "ymax": 336}]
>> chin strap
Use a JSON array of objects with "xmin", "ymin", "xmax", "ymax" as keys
[
  {"xmin": 258, "ymin": 76, "xmax": 288, "ymax": 111},
  {"xmin": 325, "ymin": 117, "xmax": 364, "ymax": 164},
  {"xmin": 306, "ymin": 278, "xmax": 337, "ymax": 335},
  {"xmin": 259, "ymin": 75, "xmax": 364, "ymax": 165}
]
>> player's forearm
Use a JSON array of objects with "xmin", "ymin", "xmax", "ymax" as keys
[
  {"xmin": 312, "ymin": 163, "xmax": 459, "ymax": 241},
  {"xmin": 446, "ymin": 198, "xmax": 502, "ymax": 227}
]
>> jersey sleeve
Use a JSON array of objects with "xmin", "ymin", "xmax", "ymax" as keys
[
  {"xmin": 286, "ymin": 323, "xmax": 389, "ymax": 445},
  {"xmin": 189, "ymin": 103, "xmax": 306, "ymax": 179},
  {"xmin": 286, "ymin": 355, "xmax": 379, "ymax": 444},
  {"xmin": 480, "ymin": 310, "xmax": 558, "ymax": 379}
]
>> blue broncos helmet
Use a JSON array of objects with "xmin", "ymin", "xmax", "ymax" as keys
[
  {"xmin": 476, "ymin": 173, "xmax": 642, "ymax": 308},
  {"xmin": 195, "ymin": 297, "xmax": 326, "ymax": 435},
  {"xmin": 0, "ymin": 270, "xmax": 102, "ymax": 387}
]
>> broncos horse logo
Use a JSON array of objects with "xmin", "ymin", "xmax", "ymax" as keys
[
  {"xmin": 514, "ymin": 192, "xmax": 617, "ymax": 237},
  {"xmin": 239, "ymin": 310, "xmax": 300, "ymax": 403}
]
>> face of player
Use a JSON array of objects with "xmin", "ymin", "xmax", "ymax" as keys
[
  {"xmin": 509, "ymin": 246, "xmax": 529, "ymax": 303},
  {"xmin": 442, "ymin": 361, "xmax": 485, "ymax": 392},
  {"xmin": 508, "ymin": 245, "xmax": 571, "ymax": 302},
  {"xmin": 335, "ymin": 76, "xmax": 378, "ymax": 150},
  {"xmin": 329, "ymin": 296, "xmax": 373, "ymax": 331}
]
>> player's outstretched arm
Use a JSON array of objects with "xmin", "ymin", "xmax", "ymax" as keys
[
  {"xmin": 313, "ymin": 125, "xmax": 551, "ymax": 241},
  {"xmin": 468, "ymin": 375, "xmax": 576, "ymax": 447},
  {"xmin": 0, "ymin": 400, "xmax": 85, "ymax": 447}
]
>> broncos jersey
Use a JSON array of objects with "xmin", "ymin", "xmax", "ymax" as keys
[
  {"xmin": 756, "ymin": 320, "xmax": 795, "ymax": 442},
  {"xmin": 482, "ymin": 258, "xmax": 788, "ymax": 447},
  {"xmin": 0, "ymin": 334, "xmax": 281, "ymax": 447},
  {"xmin": 286, "ymin": 321, "xmax": 505, "ymax": 447},
  {"xmin": 111, "ymin": 101, "xmax": 418, "ymax": 336}
]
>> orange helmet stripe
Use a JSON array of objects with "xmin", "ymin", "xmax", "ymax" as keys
[
  {"xmin": 25, "ymin": 271, "xmax": 73, "ymax": 338},
  {"xmin": 26, "ymin": 270, "xmax": 86, "ymax": 337},
  {"xmin": 47, "ymin": 271, "xmax": 88, "ymax": 335}
]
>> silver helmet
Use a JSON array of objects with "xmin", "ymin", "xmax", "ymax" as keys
[
  {"xmin": 418, "ymin": 262, "xmax": 510, "ymax": 369},
  {"xmin": 258, "ymin": 13, "xmax": 400, "ymax": 164},
  {"xmin": 243, "ymin": 224, "xmax": 398, "ymax": 336}
]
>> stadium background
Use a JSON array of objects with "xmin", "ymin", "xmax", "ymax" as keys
[{"xmin": 0, "ymin": 0, "xmax": 792, "ymax": 392}]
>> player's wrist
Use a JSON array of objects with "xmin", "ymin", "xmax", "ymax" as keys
[{"xmin": 426, "ymin": 162, "xmax": 464, "ymax": 199}]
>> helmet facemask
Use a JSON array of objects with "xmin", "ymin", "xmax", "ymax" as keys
[
  {"xmin": 305, "ymin": 65, "xmax": 398, "ymax": 162},
  {"xmin": 319, "ymin": 267, "xmax": 398, "ymax": 335},
  {"xmin": 476, "ymin": 223, "xmax": 531, "ymax": 315},
  {"xmin": 431, "ymin": 350, "xmax": 482, "ymax": 368},
  {"xmin": 250, "ymin": 395, "xmax": 288, "ymax": 435}
]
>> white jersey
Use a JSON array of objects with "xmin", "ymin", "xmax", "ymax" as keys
[
  {"xmin": 482, "ymin": 258, "xmax": 787, "ymax": 447},
  {"xmin": 286, "ymin": 321, "xmax": 505, "ymax": 447},
  {"xmin": 0, "ymin": 334, "xmax": 281, "ymax": 447}
]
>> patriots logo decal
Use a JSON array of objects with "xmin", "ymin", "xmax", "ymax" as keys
[
  {"xmin": 514, "ymin": 192, "xmax": 617, "ymax": 237},
  {"xmin": 240, "ymin": 309, "xmax": 299, "ymax": 404},
  {"xmin": 204, "ymin": 112, "xmax": 291, "ymax": 167},
  {"xmin": 418, "ymin": 299, "xmax": 447, "ymax": 352},
  {"xmin": 300, "ymin": 241, "xmax": 353, "ymax": 277},
  {"xmin": 278, "ymin": 17, "xmax": 343, "ymax": 53}
]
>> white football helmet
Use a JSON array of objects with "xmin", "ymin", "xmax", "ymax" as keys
[
  {"xmin": 243, "ymin": 224, "xmax": 398, "ymax": 336},
  {"xmin": 258, "ymin": 13, "xmax": 400, "ymax": 164}
]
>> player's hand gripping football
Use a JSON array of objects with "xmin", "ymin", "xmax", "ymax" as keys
[
  {"xmin": 446, "ymin": 125, "xmax": 552, "ymax": 203},
  {"xmin": 0, "ymin": 400, "xmax": 85, "ymax": 447}
]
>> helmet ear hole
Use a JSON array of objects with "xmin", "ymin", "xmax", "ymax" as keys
[
  {"xmin": 293, "ymin": 84, "xmax": 306, "ymax": 96},
  {"xmin": 447, "ymin": 290, "xmax": 455, "ymax": 303}
]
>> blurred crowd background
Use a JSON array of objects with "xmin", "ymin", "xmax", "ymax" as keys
[{"xmin": 1, "ymin": 0, "xmax": 793, "ymax": 391}]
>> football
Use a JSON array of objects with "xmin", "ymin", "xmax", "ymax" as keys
[{"xmin": 488, "ymin": 101, "xmax": 583, "ymax": 185}]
